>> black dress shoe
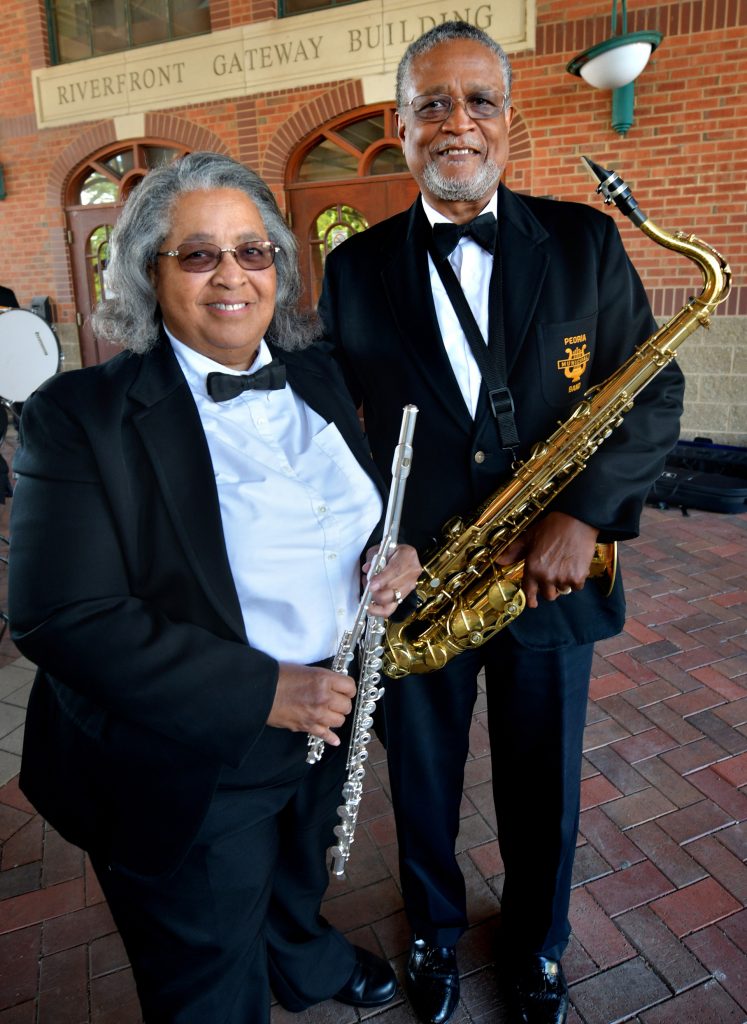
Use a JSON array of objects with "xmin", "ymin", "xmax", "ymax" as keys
[
  {"xmin": 505, "ymin": 955, "xmax": 569, "ymax": 1024},
  {"xmin": 405, "ymin": 938, "xmax": 460, "ymax": 1024},
  {"xmin": 334, "ymin": 945, "xmax": 397, "ymax": 1007}
]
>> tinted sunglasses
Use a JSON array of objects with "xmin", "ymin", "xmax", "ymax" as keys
[{"xmin": 156, "ymin": 240, "xmax": 280, "ymax": 273}]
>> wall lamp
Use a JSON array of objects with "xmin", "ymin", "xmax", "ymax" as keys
[{"xmin": 566, "ymin": 0, "xmax": 662, "ymax": 135}]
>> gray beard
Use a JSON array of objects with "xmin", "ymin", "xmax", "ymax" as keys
[{"xmin": 422, "ymin": 158, "xmax": 502, "ymax": 202}]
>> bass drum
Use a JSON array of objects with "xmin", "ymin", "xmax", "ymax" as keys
[{"xmin": 0, "ymin": 307, "xmax": 61, "ymax": 405}]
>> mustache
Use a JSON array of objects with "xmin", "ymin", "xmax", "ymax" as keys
[{"xmin": 431, "ymin": 135, "xmax": 484, "ymax": 155}]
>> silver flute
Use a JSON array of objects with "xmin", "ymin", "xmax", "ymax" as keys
[
  {"xmin": 329, "ymin": 404, "xmax": 417, "ymax": 877},
  {"xmin": 305, "ymin": 404, "xmax": 418, "ymax": 769},
  {"xmin": 305, "ymin": 405, "xmax": 418, "ymax": 876}
]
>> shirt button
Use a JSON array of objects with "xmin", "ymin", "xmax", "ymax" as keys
[
  {"xmin": 318, "ymin": 504, "xmax": 328, "ymax": 514},
  {"xmin": 327, "ymin": 552, "xmax": 337, "ymax": 560},
  {"xmin": 474, "ymin": 450, "xmax": 486, "ymax": 464}
]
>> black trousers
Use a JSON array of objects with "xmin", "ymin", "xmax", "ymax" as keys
[
  {"xmin": 382, "ymin": 627, "xmax": 593, "ymax": 960},
  {"xmin": 92, "ymin": 719, "xmax": 356, "ymax": 1024}
]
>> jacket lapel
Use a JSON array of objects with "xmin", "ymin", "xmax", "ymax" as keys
[
  {"xmin": 128, "ymin": 340, "xmax": 248, "ymax": 642},
  {"xmin": 498, "ymin": 183, "xmax": 550, "ymax": 374},
  {"xmin": 380, "ymin": 201, "xmax": 474, "ymax": 434},
  {"xmin": 378, "ymin": 192, "xmax": 551, "ymax": 430}
]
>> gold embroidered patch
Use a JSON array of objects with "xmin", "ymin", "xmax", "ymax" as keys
[{"xmin": 557, "ymin": 336, "xmax": 590, "ymax": 393}]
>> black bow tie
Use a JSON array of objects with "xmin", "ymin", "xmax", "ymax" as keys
[
  {"xmin": 206, "ymin": 359, "xmax": 286, "ymax": 402},
  {"xmin": 431, "ymin": 211, "xmax": 497, "ymax": 261}
]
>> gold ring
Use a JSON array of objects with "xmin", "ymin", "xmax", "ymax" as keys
[{"xmin": 558, "ymin": 586, "xmax": 572, "ymax": 596}]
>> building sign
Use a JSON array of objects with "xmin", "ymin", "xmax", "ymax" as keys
[{"xmin": 32, "ymin": 0, "xmax": 535, "ymax": 129}]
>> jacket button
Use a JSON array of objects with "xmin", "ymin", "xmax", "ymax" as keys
[{"xmin": 474, "ymin": 450, "xmax": 486, "ymax": 464}]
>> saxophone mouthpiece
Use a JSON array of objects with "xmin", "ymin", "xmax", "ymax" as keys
[{"xmin": 581, "ymin": 156, "xmax": 647, "ymax": 227}]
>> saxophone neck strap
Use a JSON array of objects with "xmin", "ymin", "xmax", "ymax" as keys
[{"xmin": 426, "ymin": 226, "xmax": 519, "ymax": 452}]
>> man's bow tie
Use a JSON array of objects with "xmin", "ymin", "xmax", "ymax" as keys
[
  {"xmin": 206, "ymin": 359, "xmax": 286, "ymax": 402},
  {"xmin": 431, "ymin": 211, "xmax": 497, "ymax": 261}
]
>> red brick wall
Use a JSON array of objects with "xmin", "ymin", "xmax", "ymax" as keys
[
  {"xmin": 0, "ymin": 0, "xmax": 744, "ymax": 333},
  {"xmin": 516, "ymin": 0, "xmax": 747, "ymax": 317}
]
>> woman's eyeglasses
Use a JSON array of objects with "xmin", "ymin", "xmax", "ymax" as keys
[{"xmin": 156, "ymin": 240, "xmax": 280, "ymax": 273}]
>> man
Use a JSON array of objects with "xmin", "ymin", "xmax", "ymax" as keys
[{"xmin": 319, "ymin": 21, "xmax": 684, "ymax": 1024}]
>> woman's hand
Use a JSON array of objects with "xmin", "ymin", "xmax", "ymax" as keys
[
  {"xmin": 267, "ymin": 662, "xmax": 356, "ymax": 745},
  {"xmin": 365, "ymin": 542, "xmax": 422, "ymax": 617}
]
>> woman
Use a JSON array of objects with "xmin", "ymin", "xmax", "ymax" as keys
[{"xmin": 9, "ymin": 152, "xmax": 419, "ymax": 1023}]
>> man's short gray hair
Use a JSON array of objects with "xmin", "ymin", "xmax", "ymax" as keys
[
  {"xmin": 91, "ymin": 151, "xmax": 318, "ymax": 354},
  {"xmin": 396, "ymin": 20, "xmax": 512, "ymax": 110}
]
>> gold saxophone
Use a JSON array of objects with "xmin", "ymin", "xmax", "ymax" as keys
[{"xmin": 383, "ymin": 157, "xmax": 731, "ymax": 679}]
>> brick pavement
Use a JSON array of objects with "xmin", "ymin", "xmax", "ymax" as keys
[{"xmin": 0, "ymin": 462, "xmax": 745, "ymax": 1022}]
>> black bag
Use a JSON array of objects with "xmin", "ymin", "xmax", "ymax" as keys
[{"xmin": 648, "ymin": 437, "xmax": 747, "ymax": 515}]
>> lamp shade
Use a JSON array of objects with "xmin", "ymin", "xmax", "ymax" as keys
[{"xmin": 567, "ymin": 31, "xmax": 662, "ymax": 89}]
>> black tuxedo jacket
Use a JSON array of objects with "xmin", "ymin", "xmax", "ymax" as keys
[
  {"xmin": 320, "ymin": 186, "xmax": 684, "ymax": 649},
  {"xmin": 11, "ymin": 337, "xmax": 385, "ymax": 876}
]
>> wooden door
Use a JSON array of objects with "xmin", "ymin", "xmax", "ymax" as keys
[
  {"xmin": 285, "ymin": 104, "xmax": 419, "ymax": 309},
  {"xmin": 67, "ymin": 205, "xmax": 121, "ymax": 366},
  {"xmin": 65, "ymin": 141, "xmax": 188, "ymax": 366},
  {"xmin": 287, "ymin": 175, "xmax": 419, "ymax": 308}
]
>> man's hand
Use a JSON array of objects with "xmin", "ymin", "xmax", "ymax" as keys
[
  {"xmin": 365, "ymin": 542, "xmax": 422, "ymax": 617},
  {"xmin": 495, "ymin": 511, "xmax": 599, "ymax": 609},
  {"xmin": 267, "ymin": 662, "xmax": 356, "ymax": 746}
]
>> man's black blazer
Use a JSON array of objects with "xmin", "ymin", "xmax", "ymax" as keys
[
  {"xmin": 10, "ymin": 337, "xmax": 386, "ymax": 876},
  {"xmin": 320, "ymin": 185, "xmax": 684, "ymax": 650}
]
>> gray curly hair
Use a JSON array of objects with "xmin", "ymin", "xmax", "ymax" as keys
[
  {"xmin": 395, "ymin": 21, "xmax": 512, "ymax": 109},
  {"xmin": 91, "ymin": 151, "xmax": 318, "ymax": 353}
]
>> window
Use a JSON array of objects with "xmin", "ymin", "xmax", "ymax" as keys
[
  {"xmin": 281, "ymin": 0, "xmax": 357, "ymax": 14},
  {"xmin": 294, "ymin": 110, "xmax": 407, "ymax": 183},
  {"xmin": 310, "ymin": 204, "xmax": 369, "ymax": 280},
  {"xmin": 48, "ymin": 0, "xmax": 211, "ymax": 64},
  {"xmin": 72, "ymin": 142, "xmax": 185, "ymax": 205}
]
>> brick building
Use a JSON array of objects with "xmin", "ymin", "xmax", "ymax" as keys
[{"xmin": 0, "ymin": 0, "xmax": 745, "ymax": 441}]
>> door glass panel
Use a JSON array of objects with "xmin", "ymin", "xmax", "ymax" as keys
[
  {"xmin": 369, "ymin": 147, "xmax": 408, "ymax": 176},
  {"xmin": 315, "ymin": 205, "xmax": 369, "ymax": 255},
  {"xmin": 80, "ymin": 172, "xmax": 120, "ymax": 205},
  {"xmin": 88, "ymin": 225, "xmax": 114, "ymax": 304},
  {"xmin": 104, "ymin": 151, "xmax": 135, "ymax": 178},
  {"xmin": 143, "ymin": 145, "xmax": 183, "ymax": 169},
  {"xmin": 336, "ymin": 117, "xmax": 384, "ymax": 151},
  {"xmin": 309, "ymin": 205, "xmax": 368, "ymax": 298},
  {"xmin": 297, "ymin": 139, "xmax": 359, "ymax": 182}
]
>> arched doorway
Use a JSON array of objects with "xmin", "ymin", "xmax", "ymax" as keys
[
  {"xmin": 66, "ymin": 140, "xmax": 188, "ymax": 365},
  {"xmin": 286, "ymin": 105, "xmax": 419, "ymax": 308}
]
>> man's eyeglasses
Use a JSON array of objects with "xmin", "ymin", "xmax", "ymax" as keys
[
  {"xmin": 156, "ymin": 240, "xmax": 280, "ymax": 273},
  {"xmin": 404, "ymin": 91, "xmax": 507, "ymax": 123}
]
